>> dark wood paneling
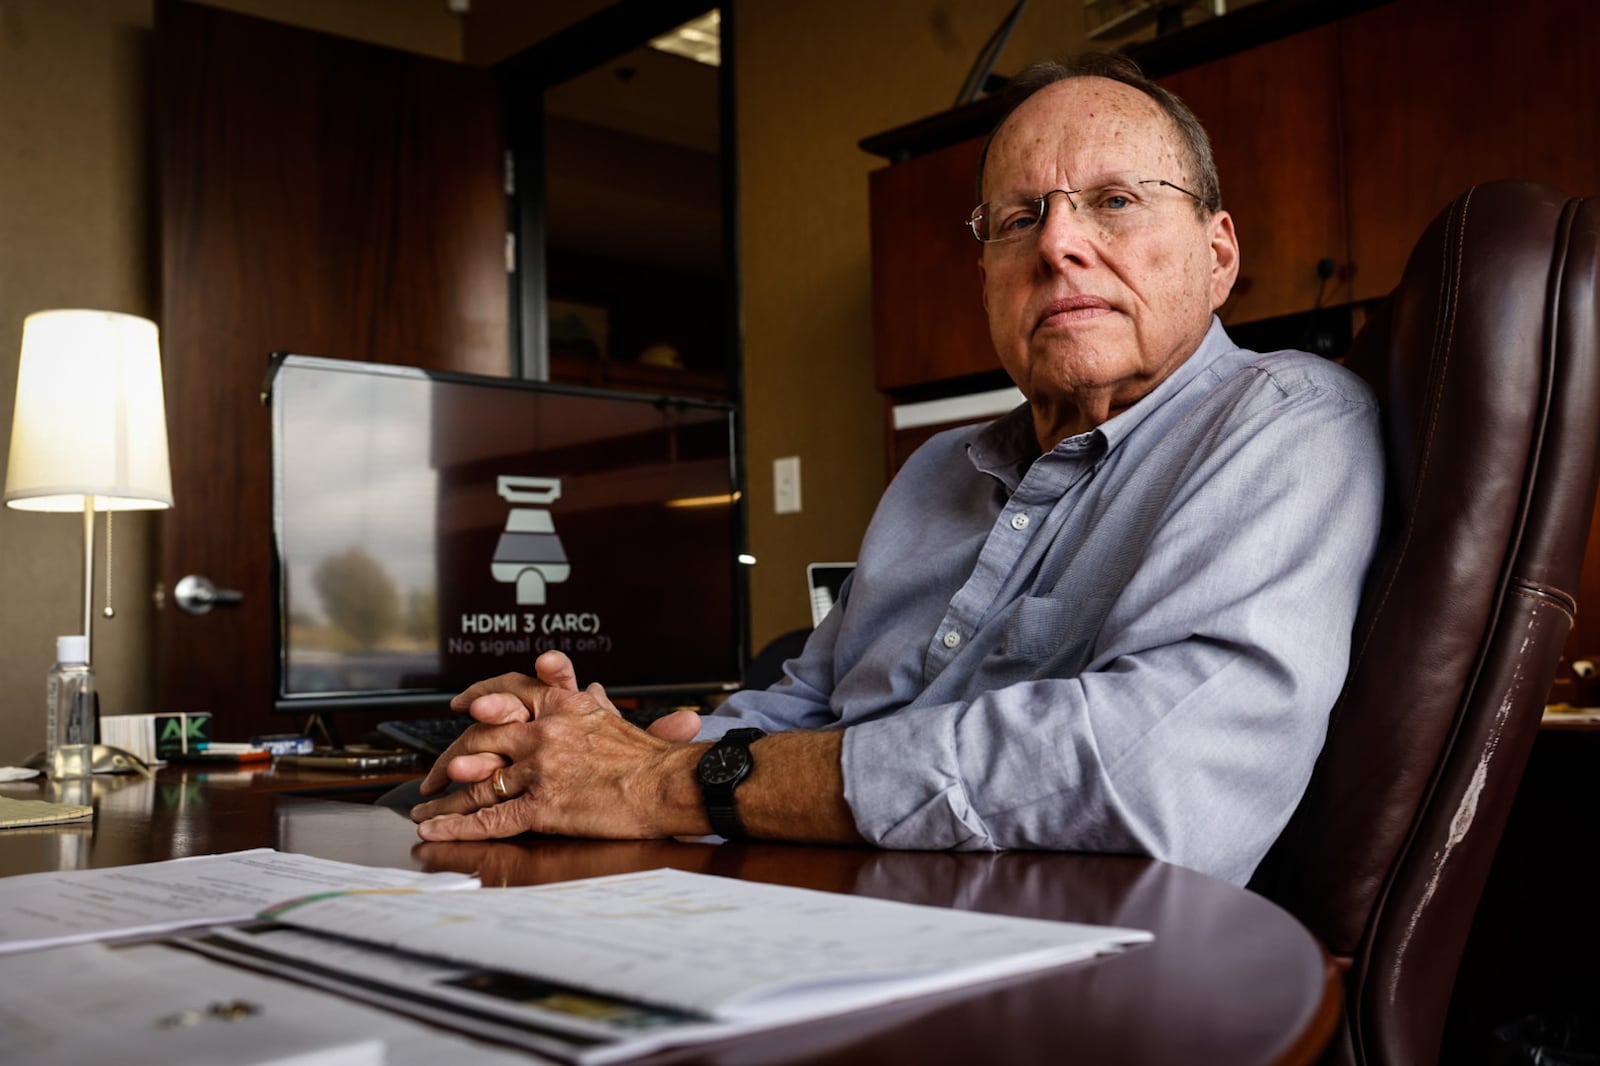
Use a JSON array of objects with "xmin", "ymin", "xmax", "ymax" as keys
[
  {"xmin": 1160, "ymin": 24, "xmax": 1349, "ymax": 321},
  {"xmin": 859, "ymin": 0, "xmax": 1396, "ymax": 163},
  {"xmin": 157, "ymin": 0, "xmax": 506, "ymax": 740},
  {"xmin": 868, "ymin": 136, "xmax": 992, "ymax": 391},
  {"xmin": 1340, "ymin": 0, "xmax": 1600, "ymax": 302}
]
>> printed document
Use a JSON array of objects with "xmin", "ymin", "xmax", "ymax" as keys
[
  {"xmin": 0, "ymin": 848, "xmax": 477, "ymax": 955},
  {"xmin": 0, "ymin": 940, "xmax": 539, "ymax": 1066},
  {"xmin": 191, "ymin": 867, "xmax": 1152, "ymax": 1063}
]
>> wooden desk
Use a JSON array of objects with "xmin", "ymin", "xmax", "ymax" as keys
[{"xmin": 0, "ymin": 767, "xmax": 1340, "ymax": 1065}]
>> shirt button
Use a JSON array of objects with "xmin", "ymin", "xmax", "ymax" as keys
[
  {"xmin": 1010, "ymin": 512, "xmax": 1030, "ymax": 531},
  {"xmin": 943, "ymin": 630, "xmax": 961, "ymax": 649}
]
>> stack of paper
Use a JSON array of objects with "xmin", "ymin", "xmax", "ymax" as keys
[
  {"xmin": 0, "ymin": 852, "xmax": 1151, "ymax": 1064},
  {"xmin": 0, "ymin": 941, "xmax": 537, "ymax": 1066},
  {"xmin": 189, "ymin": 867, "xmax": 1153, "ymax": 1064},
  {"xmin": 0, "ymin": 848, "xmax": 478, "ymax": 954}
]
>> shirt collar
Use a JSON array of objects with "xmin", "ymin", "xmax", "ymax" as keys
[{"xmin": 968, "ymin": 316, "xmax": 1237, "ymax": 487}]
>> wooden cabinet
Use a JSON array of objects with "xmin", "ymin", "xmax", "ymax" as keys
[
  {"xmin": 868, "ymin": 137, "xmax": 992, "ymax": 391},
  {"xmin": 1160, "ymin": 24, "xmax": 1349, "ymax": 317},
  {"xmin": 1340, "ymin": 0, "xmax": 1600, "ymax": 302}
]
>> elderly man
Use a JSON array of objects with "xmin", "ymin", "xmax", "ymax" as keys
[{"xmin": 409, "ymin": 54, "xmax": 1384, "ymax": 886}]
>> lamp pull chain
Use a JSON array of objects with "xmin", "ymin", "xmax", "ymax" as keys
[{"xmin": 103, "ymin": 511, "xmax": 115, "ymax": 619}]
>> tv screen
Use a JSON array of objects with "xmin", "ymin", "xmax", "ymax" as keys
[{"xmin": 267, "ymin": 354, "xmax": 744, "ymax": 712}]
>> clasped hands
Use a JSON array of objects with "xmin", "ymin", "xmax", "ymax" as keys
[{"xmin": 408, "ymin": 651, "xmax": 708, "ymax": 842}]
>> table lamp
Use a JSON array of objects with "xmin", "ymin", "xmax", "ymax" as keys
[{"xmin": 4, "ymin": 308, "xmax": 174, "ymax": 688}]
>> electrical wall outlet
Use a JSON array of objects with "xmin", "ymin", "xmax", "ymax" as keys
[{"xmin": 774, "ymin": 456, "xmax": 801, "ymax": 514}]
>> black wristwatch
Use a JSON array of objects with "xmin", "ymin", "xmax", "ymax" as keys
[{"xmin": 696, "ymin": 728, "xmax": 766, "ymax": 839}]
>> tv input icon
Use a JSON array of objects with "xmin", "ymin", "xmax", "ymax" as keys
[{"xmin": 492, "ymin": 476, "xmax": 570, "ymax": 606}]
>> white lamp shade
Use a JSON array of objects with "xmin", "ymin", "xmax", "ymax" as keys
[{"xmin": 4, "ymin": 309, "xmax": 174, "ymax": 512}]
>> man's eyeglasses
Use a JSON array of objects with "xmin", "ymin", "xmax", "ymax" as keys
[{"xmin": 966, "ymin": 175, "xmax": 1208, "ymax": 244}]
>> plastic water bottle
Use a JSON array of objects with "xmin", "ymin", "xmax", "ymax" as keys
[{"xmin": 46, "ymin": 635, "xmax": 95, "ymax": 778}]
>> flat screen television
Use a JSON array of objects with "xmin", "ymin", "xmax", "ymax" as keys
[{"xmin": 265, "ymin": 354, "xmax": 745, "ymax": 714}]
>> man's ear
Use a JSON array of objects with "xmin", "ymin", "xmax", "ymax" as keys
[
  {"xmin": 1207, "ymin": 210, "xmax": 1240, "ymax": 311},
  {"xmin": 978, "ymin": 257, "xmax": 990, "ymax": 312}
]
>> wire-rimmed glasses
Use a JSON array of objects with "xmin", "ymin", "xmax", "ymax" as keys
[{"xmin": 967, "ymin": 174, "xmax": 1208, "ymax": 244}]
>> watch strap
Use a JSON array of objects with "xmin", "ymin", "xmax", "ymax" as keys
[{"xmin": 704, "ymin": 795, "xmax": 746, "ymax": 840}]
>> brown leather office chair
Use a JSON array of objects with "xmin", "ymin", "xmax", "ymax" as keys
[{"xmin": 1250, "ymin": 181, "xmax": 1600, "ymax": 1066}]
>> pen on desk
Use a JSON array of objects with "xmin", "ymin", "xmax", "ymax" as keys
[{"xmin": 193, "ymin": 743, "xmax": 273, "ymax": 761}]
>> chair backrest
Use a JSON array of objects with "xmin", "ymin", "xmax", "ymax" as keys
[
  {"xmin": 1250, "ymin": 181, "xmax": 1600, "ymax": 1066},
  {"xmin": 744, "ymin": 627, "xmax": 814, "ymax": 691}
]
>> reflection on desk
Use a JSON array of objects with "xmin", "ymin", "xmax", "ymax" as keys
[
  {"xmin": 0, "ymin": 767, "xmax": 1341, "ymax": 1065},
  {"xmin": 1541, "ymin": 705, "xmax": 1600, "ymax": 727}
]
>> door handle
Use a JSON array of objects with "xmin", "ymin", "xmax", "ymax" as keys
[{"xmin": 174, "ymin": 575, "xmax": 244, "ymax": 615}]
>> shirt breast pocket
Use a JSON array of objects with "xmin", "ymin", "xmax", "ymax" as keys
[{"xmin": 993, "ymin": 596, "xmax": 1087, "ymax": 675}]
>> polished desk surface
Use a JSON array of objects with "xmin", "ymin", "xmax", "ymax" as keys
[
  {"xmin": 1539, "ymin": 706, "xmax": 1600, "ymax": 730},
  {"xmin": 0, "ymin": 766, "xmax": 1340, "ymax": 1065}
]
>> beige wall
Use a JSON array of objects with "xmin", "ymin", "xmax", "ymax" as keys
[
  {"xmin": 2, "ymin": 0, "xmax": 162, "ymax": 763},
  {"xmin": 0, "ymin": 0, "xmax": 1096, "ymax": 760}
]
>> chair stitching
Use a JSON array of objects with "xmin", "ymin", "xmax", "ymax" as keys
[
  {"xmin": 1509, "ymin": 576, "xmax": 1577, "ymax": 607},
  {"xmin": 1508, "ymin": 585, "xmax": 1576, "ymax": 625},
  {"xmin": 1342, "ymin": 189, "xmax": 1473, "ymax": 680}
]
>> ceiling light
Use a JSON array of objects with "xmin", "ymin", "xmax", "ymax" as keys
[{"xmin": 649, "ymin": 10, "xmax": 720, "ymax": 67}]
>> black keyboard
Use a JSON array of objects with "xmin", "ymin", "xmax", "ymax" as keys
[{"xmin": 376, "ymin": 717, "xmax": 471, "ymax": 757}]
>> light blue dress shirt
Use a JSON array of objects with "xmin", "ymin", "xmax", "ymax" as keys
[{"xmin": 703, "ymin": 319, "xmax": 1384, "ymax": 885}]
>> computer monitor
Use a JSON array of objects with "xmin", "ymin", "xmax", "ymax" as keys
[
  {"xmin": 265, "ymin": 354, "xmax": 745, "ymax": 714},
  {"xmin": 806, "ymin": 562, "xmax": 856, "ymax": 628}
]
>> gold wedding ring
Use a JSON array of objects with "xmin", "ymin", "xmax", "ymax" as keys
[{"xmin": 492, "ymin": 767, "xmax": 509, "ymax": 800}]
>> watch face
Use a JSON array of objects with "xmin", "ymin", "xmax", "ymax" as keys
[{"xmin": 699, "ymin": 744, "xmax": 751, "ymax": 786}]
